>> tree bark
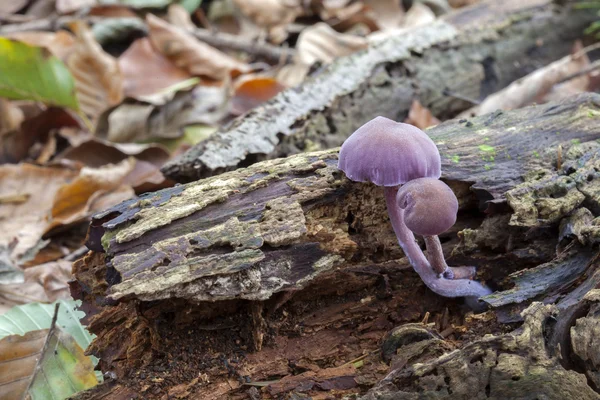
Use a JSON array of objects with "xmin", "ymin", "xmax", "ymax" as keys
[
  {"xmin": 72, "ymin": 94, "xmax": 600, "ymax": 399},
  {"xmin": 162, "ymin": 0, "xmax": 596, "ymax": 182}
]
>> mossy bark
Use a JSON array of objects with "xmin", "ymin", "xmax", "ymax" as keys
[
  {"xmin": 72, "ymin": 94, "xmax": 600, "ymax": 399},
  {"xmin": 162, "ymin": 0, "xmax": 596, "ymax": 182}
]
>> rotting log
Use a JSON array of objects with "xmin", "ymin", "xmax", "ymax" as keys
[
  {"xmin": 162, "ymin": 0, "xmax": 596, "ymax": 182},
  {"xmin": 72, "ymin": 94, "xmax": 600, "ymax": 399}
]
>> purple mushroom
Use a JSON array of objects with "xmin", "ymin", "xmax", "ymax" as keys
[
  {"xmin": 338, "ymin": 117, "xmax": 492, "ymax": 299},
  {"xmin": 396, "ymin": 177, "xmax": 477, "ymax": 280}
]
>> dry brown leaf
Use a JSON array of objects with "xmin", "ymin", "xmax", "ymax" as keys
[
  {"xmin": 56, "ymin": 0, "xmax": 95, "ymax": 14},
  {"xmin": 364, "ymin": 0, "xmax": 404, "ymax": 30},
  {"xmin": 296, "ymin": 22, "xmax": 368, "ymax": 66},
  {"xmin": 168, "ymin": 3, "xmax": 197, "ymax": 31},
  {"xmin": 4, "ymin": 30, "xmax": 76, "ymax": 60},
  {"xmin": 404, "ymin": 99, "xmax": 441, "ymax": 129},
  {"xmin": 97, "ymin": 84, "xmax": 228, "ymax": 142},
  {"xmin": 230, "ymin": 76, "xmax": 285, "ymax": 115},
  {"xmin": 0, "ymin": 164, "xmax": 78, "ymax": 260},
  {"xmin": 67, "ymin": 21, "xmax": 124, "ymax": 121},
  {"xmin": 0, "ymin": 99, "xmax": 23, "ymax": 135},
  {"xmin": 55, "ymin": 138, "xmax": 173, "ymax": 193},
  {"xmin": 232, "ymin": 0, "xmax": 301, "ymax": 43},
  {"xmin": 147, "ymin": 14, "xmax": 249, "ymax": 81},
  {"xmin": 22, "ymin": 260, "xmax": 72, "ymax": 302},
  {"xmin": 449, "ymin": 0, "xmax": 480, "ymax": 7},
  {"xmin": 57, "ymin": 138, "xmax": 170, "ymax": 168},
  {"xmin": 459, "ymin": 42, "xmax": 591, "ymax": 118},
  {"xmin": 276, "ymin": 63, "xmax": 311, "ymax": 88},
  {"xmin": 403, "ymin": 2, "xmax": 436, "ymax": 28},
  {"xmin": 0, "ymin": 0, "xmax": 29, "ymax": 15},
  {"xmin": 88, "ymin": 4, "xmax": 138, "ymax": 18},
  {"xmin": 119, "ymin": 38, "xmax": 192, "ymax": 98},
  {"xmin": 35, "ymin": 133, "xmax": 57, "ymax": 164},
  {"xmin": 0, "ymin": 160, "xmax": 135, "ymax": 262},
  {"xmin": 26, "ymin": 0, "xmax": 56, "ymax": 18},
  {"xmin": 47, "ymin": 158, "xmax": 135, "ymax": 232},
  {"xmin": 0, "ymin": 107, "xmax": 80, "ymax": 164},
  {"xmin": 123, "ymin": 159, "xmax": 173, "ymax": 194}
]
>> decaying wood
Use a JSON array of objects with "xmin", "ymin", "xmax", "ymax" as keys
[
  {"xmin": 162, "ymin": 0, "xmax": 596, "ymax": 182},
  {"xmin": 71, "ymin": 94, "xmax": 600, "ymax": 398}
]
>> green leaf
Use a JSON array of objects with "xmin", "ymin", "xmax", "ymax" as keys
[
  {"xmin": 0, "ymin": 300, "xmax": 93, "ymax": 351},
  {"xmin": 0, "ymin": 38, "xmax": 79, "ymax": 110},
  {"xmin": 0, "ymin": 322, "xmax": 98, "ymax": 398}
]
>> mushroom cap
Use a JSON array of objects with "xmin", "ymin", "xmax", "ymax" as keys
[
  {"xmin": 337, "ymin": 116, "xmax": 441, "ymax": 186},
  {"xmin": 396, "ymin": 178, "xmax": 458, "ymax": 236}
]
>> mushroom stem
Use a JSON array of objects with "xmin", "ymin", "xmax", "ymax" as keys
[
  {"xmin": 384, "ymin": 187, "xmax": 492, "ymax": 299},
  {"xmin": 423, "ymin": 236, "xmax": 476, "ymax": 280}
]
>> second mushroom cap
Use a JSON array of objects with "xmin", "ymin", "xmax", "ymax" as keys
[{"xmin": 396, "ymin": 178, "xmax": 458, "ymax": 236}]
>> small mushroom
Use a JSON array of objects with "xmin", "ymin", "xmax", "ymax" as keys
[
  {"xmin": 338, "ymin": 117, "xmax": 492, "ymax": 300},
  {"xmin": 396, "ymin": 177, "xmax": 476, "ymax": 280}
]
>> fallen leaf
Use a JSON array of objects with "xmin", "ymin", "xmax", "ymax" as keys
[
  {"xmin": 56, "ymin": 0, "xmax": 95, "ymax": 14},
  {"xmin": 0, "ymin": 37, "xmax": 79, "ymax": 110},
  {"xmin": 0, "ymin": 164, "xmax": 78, "ymax": 260},
  {"xmin": 459, "ymin": 41, "xmax": 591, "ymax": 117},
  {"xmin": 0, "ymin": 0, "xmax": 29, "ymax": 15},
  {"xmin": 403, "ymin": 2, "xmax": 436, "ymax": 28},
  {"xmin": 449, "ymin": 0, "xmax": 480, "ymax": 7},
  {"xmin": 4, "ymin": 30, "xmax": 76, "ymax": 60},
  {"xmin": 296, "ymin": 22, "xmax": 368, "ymax": 66},
  {"xmin": 67, "ymin": 21, "xmax": 124, "ymax": 121},
  {"xmin": 26, "ymin": 0, "xmax": 56, "ymax": 18},
  {"xmin": 55, "ymin": 138, "xmax": 173, "ymax": 193},
  {"xmin": 168, "ymin": 3, "xmax": 197, "ymax": 31},
  {"xmin": 319, "ymin": 2, "xmax": 378, "ymax": 33},
  {"xmin": 97, "ymin": 83, "xmax": 228, "ymax": 142},
  {"xmin": 88, "ymin": 4, "xmax": 139, "ymax": 17},
  {"xmin": 47, "ymin": 158, "xmax": 136, "ymax": 232},
  {"xmin": 0, "ymin": 99, "xmax": 23, "ymax": 135},
  {"xmin": 119, "ymin": 38, "xmax": 192, "ymax": 98},
  {"xmin": 0, "ymin": 311, "xmax": 97, "ymax": 399},
  {"xmin": 159, "ymin": 124, "xmax": 217, "ymax": 156},
  {"xmin": 232, "ymin": 0, "xmax": 302, "ymax": 43},
  {"xmin": 124, "ymin": 159, "xmax": 174, "ymax": 194},
  {"xmin": 0, "ymin": 242, "xmax": 23, "ymax": 285},
  {"xmin": 230, "ymin": 76, "xmax": 285, "ymax": 115},
  {"xmin": 0, "ymin": 107, "xmax": 80, "ymax": 164},
  {"xmin": 57, "ymin": 138, "xmax": 170, "ymax": 168},
  {"xmin": 147, "ymin": 14, "xmax": 249, "ymax": 80},
  {"xmin": 364, "ymin": 0, "xmax": 405, "ymax": 30},
  {"xmin": 22, "ymin": 261, "xmax": 72, "ymax": 302},
  {"xmin": 404, "ymin": 99, "xmax": 441, "ymax": 129},
  {"xmin": 35, "ymin": 132, "xmax": 57, "ymax": 164},
  {"xmin": 276, "ymin": 63, "xmax": 311, "ymax": 88},
  {"xmin": 0, "ymin": 160, "xmax": 135, "ymax": 262}
]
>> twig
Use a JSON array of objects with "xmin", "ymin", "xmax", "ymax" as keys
[
  {"xmin": 556, "ymin": 59, "xmax": 600, "ymax": 85},
  {"xmin": 190, "ymin": 27, "xmax": 294, "ymax": 63},
  {"xmin": 442, "ymin": 88, "xmax": 481, "ymax": 105}
]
